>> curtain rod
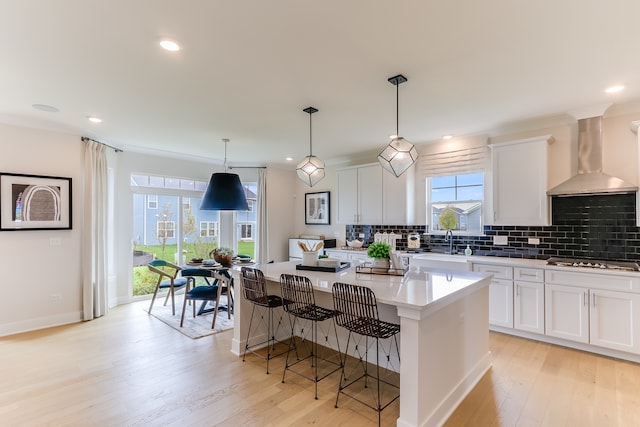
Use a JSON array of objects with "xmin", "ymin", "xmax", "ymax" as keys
[
  {"xmin": 228, "ymin": 166, "xmax": 267, "ymax": 169},
  {"xmin": 81, "ymin": 136, "xmax": 123, "ymax": 153}
]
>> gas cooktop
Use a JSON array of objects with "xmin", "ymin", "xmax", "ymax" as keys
[{"xmin": 546, "ymin": 257, "xmax": 640, "ymax": 272}]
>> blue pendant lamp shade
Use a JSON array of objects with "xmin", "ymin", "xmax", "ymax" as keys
[
  {"xmin": 377, "ymin": 74, "xmax": 418, "ymax": 177},
  {"xmin": 200, "ymin": 139, "xmax": 249, "ymax": 211},
  {"xmin": 296, "ymin": 107, "xmax": 325, "ymax": 187}
]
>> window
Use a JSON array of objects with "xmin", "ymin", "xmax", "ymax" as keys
[
  {"xmin": 200, "ymin": 221, "xmax": 218, "ymax": 237},
  {"xmin": 428, "ymin": 172, "xmax": 483, "ymax": 233},
  {"xmin": 147, "ymin": 194, "xmax": 158, "ymax": 209},
  {"xmin": 183, "ymin": 198, "xmax": 191, "ymax": 214},
  {"xmin": 239, "ymin": 223, "xmax": 253, "ymax": 240},
  {"xmin": 157, "ymin": 220, "xmax": 175, "ymax": 238}
]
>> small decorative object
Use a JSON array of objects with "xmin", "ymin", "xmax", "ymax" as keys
[
  {"xmin": 465, "ymin": 245, "xmax": 472, "ymax": 256},
  {"xmin": 305, "ymin": 191, "xmax": 330, "ymax": 225},
  {"xmin": 0, "ymin": 172, "xmax": 72, "ymax": 231},
  {"xmin": 367, "ymin": 241, "xmax": 392, "ymax": 270},
  {"xmin": 438, "ymin": 206, "xmax": 458, "ymax": 231},
  {"xmin": 346, "ymin": 239, "xmax": 363, "ymax": 248},
  {"xmin": 210, "ymin": 247, "xmax": 234, "ymax": 267}
]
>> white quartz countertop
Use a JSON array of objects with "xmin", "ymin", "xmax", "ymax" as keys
[{"xmin": 232, "ymin": 260, "xmax": 491, "ymax": 312}]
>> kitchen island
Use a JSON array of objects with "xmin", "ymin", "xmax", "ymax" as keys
[{"xmin": 229, "ymin": 261, "xmax": 492, "ymax": 427}]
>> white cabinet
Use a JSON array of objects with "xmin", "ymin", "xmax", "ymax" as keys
[
  {"xmin": 545, "ymin": 270, "xmax": 640, "ymax": 354},
  {"xmin": 337, "ymin": 164, "xmax": 383, "ymax": 224},
  {"xmin": 473, "ymin": 263, "xmax": 513, "ymax": 328},
  {"xmin": 589, "ymin": 288, "xmax": 640, "ymax": 353},
  {"xmin": 514, "ymin": 267, "xmax": 545, "ymax": 334},
  {"xmin": 325, "ymin": 249, "xmax": 371, "ymax": 264},
  {"xmin": 489, "ymin": 135, "xmax": 553, "ymax": 226},
  {"xmin": 545, "ymin": 283, "xmax": 589, "ymax": 343},
  {"xmin": 382, "ymin": 169, "xmax": 409, "ymax": 225}
]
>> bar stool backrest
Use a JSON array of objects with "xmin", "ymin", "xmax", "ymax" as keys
[
  {"xmin": 331, "ymin": 282, "xmax": 380, "ymax": 337},
  {"xmin": 280, "ymin": 274, "xmax": 315, "ymax": 317},
  {"xmin": 240, "ymin": 267, "xmax": 269, "ymax": 306}
]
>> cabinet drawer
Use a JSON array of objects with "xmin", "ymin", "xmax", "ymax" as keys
[
  {"xmin": 514, "ymin": 267, "xmax": 544, "ymax": 283},
  {"xmin": 473, "ymin": 263, "xmax": 513, "ymax": 280}
]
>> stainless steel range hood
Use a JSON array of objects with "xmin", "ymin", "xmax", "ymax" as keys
[{"xmin": 547, "ymin": 116, "xmax": 638, "ymax": 196}]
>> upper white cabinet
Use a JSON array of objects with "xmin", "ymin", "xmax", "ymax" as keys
[
  {"xmin": 337, "ymin": 164, "xmax": 383, "ymax": 224},
  {"xmin": 489, "ymin": 135, "xmax": 553, "ymax": 226},
  {"xmin": 382, "ymin": 169, "xmax": 409, "ymax": 225}
]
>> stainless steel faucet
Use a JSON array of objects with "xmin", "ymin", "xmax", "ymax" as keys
[{"xmin": 444, "ymin": 230, "xmax": 455, "ymax": 254}]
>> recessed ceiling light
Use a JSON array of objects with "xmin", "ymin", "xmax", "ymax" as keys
[
  {"xmin": 87, "ymin": 116, "xmax": 102, "ymax": 123},
  {"xmin": 160, "ymin": 40, "xmax": 180, "ymax": 51},
  {"xmin": 286, "ymin": 157, "xmax": 293, "ymax": 161},
  {"xmin": 32, "ymin": 104, "xmax": 59, "ymax": 112},
  {"xmin": 442, "ymin": 135, "xmax": 453, "ymax": 140},
  {"xmin": 605, "ymin": 85, "xmax": 624, "ymax": 93}
]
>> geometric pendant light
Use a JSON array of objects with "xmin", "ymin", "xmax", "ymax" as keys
[
  {"xmin": 200, "ymin": 138, "xmax": 250, "ymax": 210},
  {"xmin": 377, "ymin": 74, "xmax": 418, "ymax": 177},
  {"xmin": 296, "ymin": 106, "xmax": 326, "ymax": 187}
]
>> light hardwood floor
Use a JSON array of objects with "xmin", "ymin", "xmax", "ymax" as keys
[{"xmin": 2, "ymin": 301, "xmax": 640, "ymax": 426}]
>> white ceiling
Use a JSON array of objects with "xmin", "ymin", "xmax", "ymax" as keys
[{"xmin": 3, "ymin": 1, "xmax": 640, "ymax": 167}]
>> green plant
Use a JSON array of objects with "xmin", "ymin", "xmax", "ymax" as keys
[
  {"xmin": 438, "ymin": 206, "xmax": 458, "ymax": 231},
  {"xmin": 367, "ymin": 241, "xmax": 391, "ymax": 259},
  {"xmin": 211, "ymin": 247, "xmax": 234, "ymax": 257}
]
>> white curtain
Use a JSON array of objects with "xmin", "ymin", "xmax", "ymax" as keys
[
  {"xmin": 82, "ymin": 139, "xmax": 109, "ymax": 320},
  {"xmin": 256, "ymin": 168, "xmax": 270, "ymax": 263}
]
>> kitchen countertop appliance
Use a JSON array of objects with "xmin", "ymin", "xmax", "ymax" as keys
[
  {"xmin": 546, "ymin": 257, "xmax": 640, "ymax": 272},
  {"xmin": 407, "ymin": 232, "xmax": 421, "ymax": 249}
]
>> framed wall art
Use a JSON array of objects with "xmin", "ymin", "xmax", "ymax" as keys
[
  {"xmin": 305, "ymin": 191, "xmax": 330, "ymax": 225},
  {"xmin": 0, "ymin": 172, "xmax": 72, "ymax": 231}
]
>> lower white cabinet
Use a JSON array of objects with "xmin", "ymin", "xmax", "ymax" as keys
[
  {"xmin": 545, "ymin": 284, "xmax": 589, "ymax": 343},
  {"xmin": 545, "ymin": 277, "xmax": 640, "ymax": 354},
  {"xmin": 589, "ymin": 288, "xmax": 640, "ymax": 353},
  {"xmin": 514, "ymin": 267, "xmax": 545, "ymax": 334},
  {"xmin": 472, "ymin": 263, "xmax": 513, "ymax": 328},
  {"xmin": 324, "ymin": 249, "xmax": 371, "ymax": 264}
]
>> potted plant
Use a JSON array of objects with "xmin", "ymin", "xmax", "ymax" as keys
[
  {"xmin": 210, "ymin": 246, "xmax": 234, "ymax": 267},
  {"xmin": 367, "ymin": 241, "xmax": 392, "ymax": 270}
]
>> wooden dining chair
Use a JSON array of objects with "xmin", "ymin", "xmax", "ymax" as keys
[{"xmin": 147, "ymin": 259, "xmax": 187, "ymax": 315}]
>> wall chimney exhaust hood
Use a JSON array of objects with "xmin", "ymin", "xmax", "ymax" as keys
[{"xmin": 547, "ymin": 115, "xmax": 637, "ymax": 196}]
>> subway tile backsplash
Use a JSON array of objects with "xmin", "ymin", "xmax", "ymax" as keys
[{"xmin": 346, "ymin": 193, "xmax": 639, "ymax": 261}]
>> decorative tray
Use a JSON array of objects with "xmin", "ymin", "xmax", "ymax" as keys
[
  {"xmin": 296, "ymin": 262, "xmax": 351, "ymax": 273},
  {"xmin": 356, "ymin": 264, "xmax": 407, "ymax": 276}
]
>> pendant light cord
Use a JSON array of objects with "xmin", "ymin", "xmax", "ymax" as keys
[
  {"xmin": 222, "ymin": 138, "xmax": 229, "ymax": 172},
  {"xmin": 309, "ymin": 111, "xmax": 313, "ymax": 156},
  {"xmin": 396, "ymin": 82, "xmax": 400, "ymax": 137}
]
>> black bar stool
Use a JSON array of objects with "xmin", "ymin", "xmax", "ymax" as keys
[
  {"xmin": 279, "ymin": 273, "xmax": 342, "ymax": 399},
  {"xmin": 240, "ymin": 266, "xmax": 288, "ymax": 374},
  {"xmin": 331, "ymin": 282, "xmax": 401, "ymax": 426}
]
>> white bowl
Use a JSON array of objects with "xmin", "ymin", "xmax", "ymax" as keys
[{"xmin": 346, "ymin": 239, "xmax": 363, "ymax": 248}]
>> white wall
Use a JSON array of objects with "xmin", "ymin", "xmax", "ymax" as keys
[{"xmin": 0, "ymin": 123, "xmax": 83, "ymax": 336}]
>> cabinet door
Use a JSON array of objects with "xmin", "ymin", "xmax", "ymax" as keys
[
  {"xmin": 382, "ymin": 170, "xmax": 407, "ymax": 225},
  {"xmin": 545, "ymin": 284, "xmax": 589, "ymax": 343},
  {"xmin": 490, "ymin": 137, "xmax": 550, "ymax": 226},
  {"xmin": 514, "ymin": 281, "xmax": 544, "ymax": 334},
  {"xmin": 489, "ymin": 278, "xmax": 514, "ymax": 328},
  {"xmin": 337, "ymin": 168, "xmax": 358, "ymax": 224},
  {"xmin": 357, "ymin": 164, "xmax": 383, "ymax": 224},
  {"xmin": 590, "ymin": 289, "xmax": 640, "ymax": 354}
]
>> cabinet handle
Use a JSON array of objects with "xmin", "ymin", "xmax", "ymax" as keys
[{"xmin": 520, "ymin": 273, "xmax": 537, "ymax": 277}]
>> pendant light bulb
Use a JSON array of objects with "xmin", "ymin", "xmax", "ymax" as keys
[{"xmin": 296, "ymin": 106, "xmax": 325, "ymax": 187}]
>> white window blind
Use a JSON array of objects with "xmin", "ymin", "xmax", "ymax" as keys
[{"xmin": 419, "ymin": 136, "xmax": 489, "ymax": 177}]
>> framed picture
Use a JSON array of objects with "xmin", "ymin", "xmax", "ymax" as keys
[
  {"xmin": 0, "ymin": 172, "xmax": 72, "ymax": 231},
  {"xmin": 305, "ymin": 191, "xmax": 330, "ymax": 225}
]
